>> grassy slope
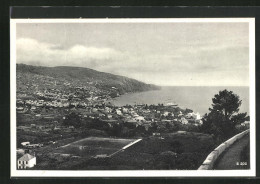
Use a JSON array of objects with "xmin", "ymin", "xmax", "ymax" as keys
[
  {"xmin": 107, "ymin": 132, "xmax": 215, "ymax": 170},
  {"xmin": 62, "ymin": 132, "xmax": 215, "ymax": 170},
  {"xmin": 17, "ymin": 64, "xmax": 159, "ymax": 93}
]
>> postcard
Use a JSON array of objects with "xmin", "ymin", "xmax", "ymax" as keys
[{"xmin": 10, "ymin": 18, "xmax": 255, "ymax": 177}]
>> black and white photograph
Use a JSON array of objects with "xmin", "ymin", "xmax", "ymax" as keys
[{"xmin": 10, "ymin": 18, "xmax": 255, "ymax": 177}]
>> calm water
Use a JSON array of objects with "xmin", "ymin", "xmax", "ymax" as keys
[{"xmin": 110, "ymin": 86, "xmax": 250, "ymax": 115}]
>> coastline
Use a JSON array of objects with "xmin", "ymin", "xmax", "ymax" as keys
[{"xmin": 109, "ymin": 86, "xmax": 250, "ymax": 115}]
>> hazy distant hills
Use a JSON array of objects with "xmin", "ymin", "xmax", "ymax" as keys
[{"xmin": 17, "ymin": 64, "xmax": 160, "ymax": 96}]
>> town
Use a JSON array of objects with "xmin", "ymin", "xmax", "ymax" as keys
[
  {"xmin": 16, "ymin": 70, "xmax": 205, "ymax": 170},
  {"xmin": 16, "ymin": 65, "xmax": 249, "ymax": 170}
]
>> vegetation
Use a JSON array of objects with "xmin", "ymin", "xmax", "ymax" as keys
[
  {"xmin": 17, "ymin": 63, "xmax": 160, "ymax": 95},
  {"xmin": 200, "ymin": 89, "xmax": 249, "ymax": 141},
  {"xmin": 63, "ymin": 112, "xmax": 81, "ymax": 128},
  {"xmin": 16, "ymin": 64, "xmax": 250, "ymax": 170},
  {"xmin": 66, "ymin": 132, "xmax": 215, "ymax": 170}
]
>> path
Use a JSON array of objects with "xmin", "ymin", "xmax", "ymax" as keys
[
  {"xmin": 214, "ymin": 134, "xmax": 250, "ymax": 170},
  {"xmin": 109, "ymin": 139, "xmax": 142, "ymax": 157}
]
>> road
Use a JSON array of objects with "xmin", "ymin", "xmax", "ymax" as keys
[{"xmin": 214, "ymin": 134, "xmax": 250, "ymax": 170}]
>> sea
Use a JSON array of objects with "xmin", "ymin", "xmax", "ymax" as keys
[{"xmin": 110, "ymin": 86, "xmax": 250, "ymax": 115}]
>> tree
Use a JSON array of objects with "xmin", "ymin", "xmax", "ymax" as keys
[
  {"xmin": 210, "ymin": 90, "xmax": 241, "ymax": 120},
  {"xmin": 63, "ymin": 112, "xmax": 82, "ymax": 128},
  {"xmin": 201, "ymin": 89, "xmax": 249, "ymax": 140},
  {"xmin": 184, "ymin": 108, "xmax": 193, "ymax": 114}
]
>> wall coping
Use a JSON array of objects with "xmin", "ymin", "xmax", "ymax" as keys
[{"xmin": 198, "ymin": 129, "xmax": 249, "ymax": 170}]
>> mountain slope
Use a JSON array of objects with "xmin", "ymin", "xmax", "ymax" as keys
[{"xmin": 17, "ymin": 64, "xmax": 160, "ymax": 96}]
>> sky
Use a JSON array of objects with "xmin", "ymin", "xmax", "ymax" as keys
[{"xmin": 16, "ymin": 21, "xmax": 250, "ymax": 86}]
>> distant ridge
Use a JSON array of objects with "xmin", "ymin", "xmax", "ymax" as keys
[{"xmin": 17, "ymin": 64, "xmax": 160, "ymax": 95}]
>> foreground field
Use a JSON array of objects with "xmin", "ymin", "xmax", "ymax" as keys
[
  {"xmin": 108, "ymin": 132, "xmax": 215, "ymax": 170},
  {"xmin": 32, "ymin": 132, "xmax": 215, "ymax": 170},
  {"xmin": 54, "ymin": 137, "xmax": 136, "ymax": 157},
  {"xmin": 64, "ymin": 132, "xmax": 215, "ymax": 170}
]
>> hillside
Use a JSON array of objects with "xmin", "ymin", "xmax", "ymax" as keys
[{"xmin": 16, "ymin": 64, "xmax": 160, "ymax": 99}]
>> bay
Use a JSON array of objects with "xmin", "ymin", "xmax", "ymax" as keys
[{"xmin": 110, "ymin": 86, "xmax": 250, "ymax": 115}]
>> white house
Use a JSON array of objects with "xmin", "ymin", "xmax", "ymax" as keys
[
  {"xmin": 107, "ymin": 114, "xmax": 113, "ymax": 119},
  {"xmin": 185, "ymin": 112, "xmax": 201, "ymax": 120},
  {"xmin": 134, "ymin": 116, "xmax": 145, "ymax": 122},
  {"xmin": 92, "ymin": 108, "xmax": 98, "ymax": 113},
  {"xmin": 153, "ymin": 132, "xmax": 161, "ymax": 136},
  {"xmin": 16, "ymin": 107, "xmax": 24, "ymax": 111},
  {"xmin": 180, "ymin": 117, "xmax": 188, "ymax": 125},
  {"xmin": 193, "ymin": 112, "xmax": 201, "ymax": 120},
  {"xmin": 105, "ymin": 107, "xmax": 112, "ymax": 113},
  {"xmin": 17, "ymin": 153, "xmax": 36, "ymax": 169},
  {"xmin": 31, "ymin": 106, "xmax": 36, "ymax": 110},
  {"xmin": 178, "ymin": 111, "xmax": 183, "ymax": 117},
  {"xmin": 241, "ymin": 121, "xmax": 250, "ymax": 127},
  {"xmin": 185, "ymin": 113, "xmax": 193, "ymax": 119},
  {"xmin": 21, "ymin": 142, "xmax": 30, "ymax": 147},
  {"xmin": 163, "ymin": 111, "xmax": 169, "ymax": 117},
  {"xmin": 122, "ymin": 107, "xmax": 128, "ymax": 113},
  {"xmin": 116, "ymin": 109, "xmax": 122, "ymax": 115}
]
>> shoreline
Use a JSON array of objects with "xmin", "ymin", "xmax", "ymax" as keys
[{"xmin": 109, "ymin": 86, "xmax": 250, "ymax": 115}]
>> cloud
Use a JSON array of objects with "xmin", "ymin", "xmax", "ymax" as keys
[
  {"xmin": 16, "ymin": 36, "xmax": 249, "ymax": 86},
  {"xmin": 16, "ymin": 38, "xmax": 124, "ymax": 67}
]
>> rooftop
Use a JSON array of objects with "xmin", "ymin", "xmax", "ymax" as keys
[{"xmin": 18, "ymin": 153, "xmax": 35, "ymax": 161}]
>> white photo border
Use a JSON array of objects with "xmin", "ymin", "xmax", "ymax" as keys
[{"xmin": 10, "ymin": 18, "xmax": 256, "ymax": 177}]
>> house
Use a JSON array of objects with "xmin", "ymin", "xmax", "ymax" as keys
[
  {"xmin": 16, "ymin": 107, "xmax": 24, "ymax": 111},
  {"xmin": 31, "ymin": 106, "xmax": 36, "ymax": 110},
  {"xmin": 104, "ymin": 107, "xmax": 112, "ymax": 113},
  {"xmin": 177, "ymin": 131, "xmax": 187, "ymax": 134},
  {"xmin": 116, "ymin": 109, "xmax": 122, "ymax": 115},
  {"xmin": 134, "ymin": 116, "xmax": 145, "ymax": 122},
  {"xmin": 123, "ymin": 114, "xmax": 132, "ymax": 120},
  {"xmin": 241, "ymin": 121, "xmax": 250, "ymax": 127},
  {"xmin": 163, "ymin": 111, "xmax": 169, "ymax": 117},
  {"xmin": 17, "ymin": 153, "xmax": 36, "ymax": 169},
  {"xmin": 21, "ymin": 142, "xmax": 30, "ymax": 147},
  {"xmin": 195, "ymin": 119, "xmax": 203, "ymax": 125},
  {"xmin": 192, "ymin": 112, "xmax": 201, "ymax": 120},
  {"xmin": 133, "ymin": 113, "xmax": 139, "ymax": 117},
  {"xmin": 142, "ymin": 109, "xmax": 151, "ymax": 114},
  {"xmin": 185, "ymin": 112, "xmax": 201, "ymax": 120},
  {"xmin": 16, "ymin": 149, "xmax": 25, "ymax": 155},
  {"xmin": 180, "ymin": 117, "xmax": 188, "ymax": 125},
  {"xmin": 143, "ymin": 124, "xmax": 151, "ymax": 131},
  {"xmin": 36, "ymin": 102, "xmax": 44, "ymax": 107},
  {"xmin": 27, "ymin": 144, "xmax": 43, "ymax": 148},
  {"xmin": 107, "ymin": 114, "xmax": 113, "ymax": 119},
  {"xmin": 92, "ymin": 108, "xmax": 98, "ymax": 113},
  {"xmin": 122, "ymin": 107, "xmax": 128, "ymax": 113},
  {"xmin": 54, "ymin": 126, "xmax": 61, "ymax": 130},
  {"xmin": 153, "ymin": 132, "xmax": 160, "ymax": 136},
  {"xmin": 68, "ymin": 126, "xmax": 75, "ymax": 129},
  {"xmin": 178, "ymin": 111, "xmax": 183, "ymax": 117},
  {"xmin": 162, "ymin": 119, "xmax": 172, "ymax": 123},
  {"xmin": 98, "ymin": 113, "xmax": 105, "ymax": 117},
  {"xmin": 185, "ymin": 113, "xmax": 193, "ymax": 119}
]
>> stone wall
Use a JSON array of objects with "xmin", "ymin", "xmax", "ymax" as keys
[{"xmin": 198, "ymin": 129, "xmax": 249, "ymax": 170}]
